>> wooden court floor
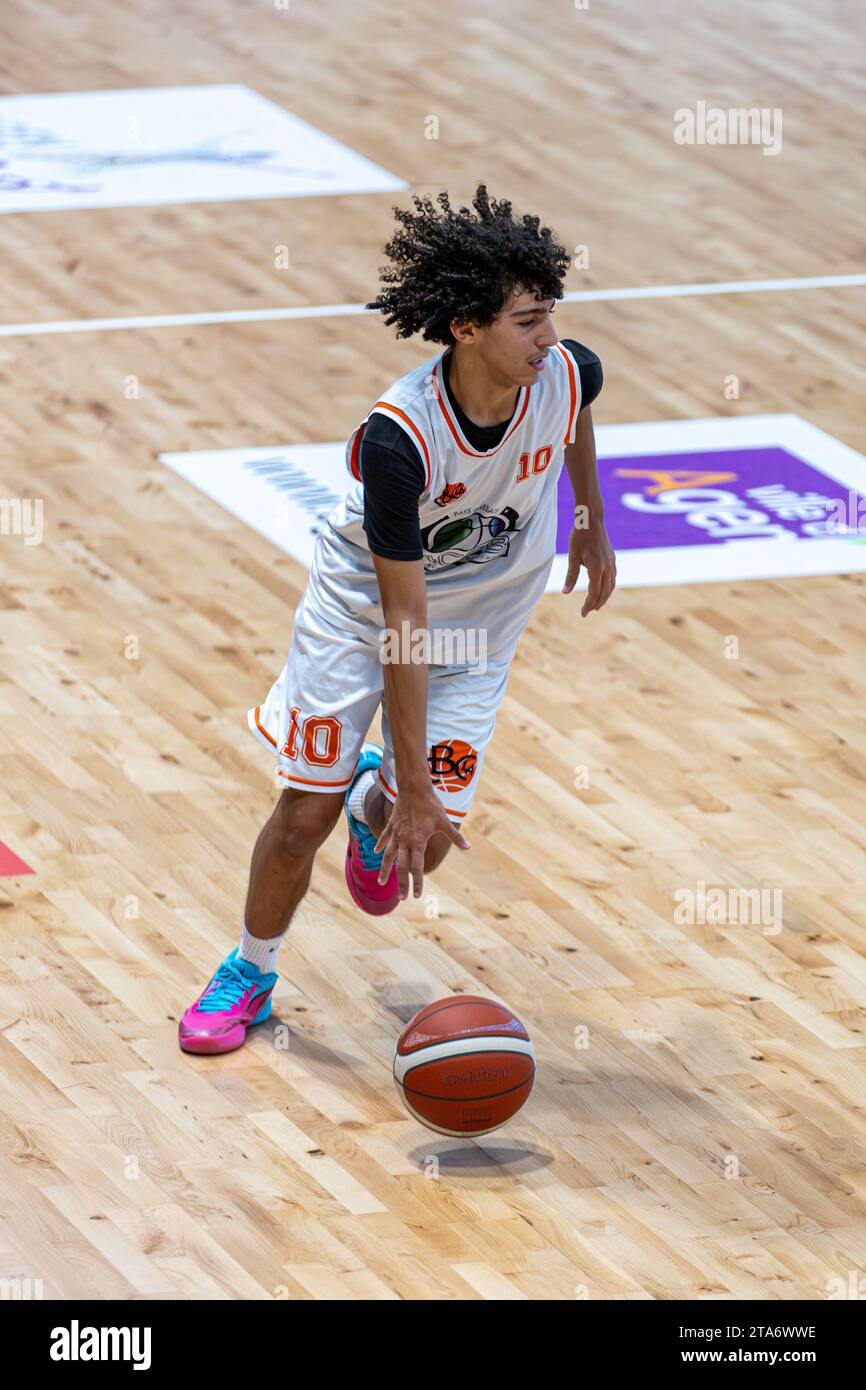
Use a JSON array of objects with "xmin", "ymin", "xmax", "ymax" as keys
[{"xmin": 1, "ymin": 0, "xmax": 865, "ymax": 1299}]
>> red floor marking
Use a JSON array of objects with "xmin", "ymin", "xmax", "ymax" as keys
[{"xmin": 0, "ymin": 842, "xmax": 34, "ymax": 876}]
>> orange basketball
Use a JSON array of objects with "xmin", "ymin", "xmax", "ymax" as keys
[{"xmin": 393, "ymin": 995, "xmax": 536, "ymax": 1136}]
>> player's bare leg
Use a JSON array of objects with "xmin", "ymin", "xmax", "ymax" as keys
[{"xmin": 243, "ymin": 789, "xmax": 345, "ymax": 937}]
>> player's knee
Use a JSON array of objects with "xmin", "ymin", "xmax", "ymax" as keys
[{"xmin": 273, "ymin": 789, "xmax": 342, "ymax": 858}]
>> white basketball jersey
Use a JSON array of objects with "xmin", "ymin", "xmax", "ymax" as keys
[{"xmin": 309, "ymin": 343, "xmax": 581, "ymax": 658}]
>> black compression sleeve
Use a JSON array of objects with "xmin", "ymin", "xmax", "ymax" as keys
[
  {"xmin": 560, "ymin": 338, "xmax": 604, "ymax": 410},
  {"xmin": 359, "ymin": 414, "xmax": 425, "ymax": 560}
]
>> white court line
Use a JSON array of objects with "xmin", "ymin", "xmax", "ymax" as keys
[{"xmin": 0, "ymin": 273, "xmax": 863, "ymax": 339}]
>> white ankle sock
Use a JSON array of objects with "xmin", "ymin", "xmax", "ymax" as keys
[
  {"xmin": 347, "ymin": 768, "xmax": 376, "ymax": 823},
  {"xmin": 238, "ymin": 919, "xmax": 285, "ymax": 974}
]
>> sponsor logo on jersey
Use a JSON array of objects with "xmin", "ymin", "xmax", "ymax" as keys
[
  {"xmin": 420, "ymin": 506, "xmax": 520, "ymax": 570},
  {"xmin": 435, "ymin": 481, "xmax": 467, "ymax": 507}
]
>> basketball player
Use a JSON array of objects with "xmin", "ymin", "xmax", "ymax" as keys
[{"xmin": 179, "ymin": 186, "xmax": 616, "ymax": 1053}]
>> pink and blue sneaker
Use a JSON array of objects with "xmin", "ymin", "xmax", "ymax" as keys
[
  {"xmin": 178, "ymin": 948, "xmax": 277, "ymax": 1054},
  {"xmin": 344, "ymin": 743, "xmax": 399, "ymax": 915}
]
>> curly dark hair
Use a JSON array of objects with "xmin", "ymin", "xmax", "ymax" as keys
[{"xmin": 367, "ymin": 184, "xmax": 570, "ymax": 344}]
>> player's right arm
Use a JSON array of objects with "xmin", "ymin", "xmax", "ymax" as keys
[
  {"xmin": 371, "ymin": 552, "xmax": 469, "ymax": 899},
  {"xmin": 371, "ymin": 552, "xmax": 432, "ymax": 796}
]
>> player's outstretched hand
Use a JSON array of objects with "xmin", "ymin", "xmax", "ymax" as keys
[
  {"xmin": 375, "ymin": 788, "xmax": 469, "ymax": 901},
  {"xmin": 562, "ymin": 522, "xmax": 617, "ymax": 616}
]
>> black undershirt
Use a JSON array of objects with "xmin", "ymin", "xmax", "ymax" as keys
[{"xmin": 360, "ymin": 338, "xmax": 602, "ymax": 560}]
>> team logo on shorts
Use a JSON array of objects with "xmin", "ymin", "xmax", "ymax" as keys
[
  {"xmin": 428, "ymin": 739, "xmax": 478, "ymax": 793},
  {"xmin": 435, "ymin": 481, "xmax": 467, "ymax": 508}
]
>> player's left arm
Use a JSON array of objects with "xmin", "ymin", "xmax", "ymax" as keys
[{"xmin": 562, "ymin": 405, "xmax": 617, "ymax": 616}]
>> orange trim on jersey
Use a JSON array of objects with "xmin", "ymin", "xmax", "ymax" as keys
[
  {"xmin": 252, "ymin": 706, "xmax": 277, "ymax": 749},
  {"xmin": 365, "ymin": 402, "xmax": 431, "ymax": 492},
  {"xmin": 378, "ymin": 768, "xmax": 398, "ymax": 799},
  {"xmin": 554, "ymin": 343, "xmax": 579, "ymax": 443},
  {"xmin": 377, "ymin": 769, "xmax": 467, "ymax": 815},
  {"xmin": 277, "ymin": 768, "xmax": 355, "ymax": 788},
  {"xmin": 432, "ymin": 357, "xmax": 529, "ymax": 458},
  {"xmin": 348, "ymin": 423, "xmax": 364, "ymax": 481}
]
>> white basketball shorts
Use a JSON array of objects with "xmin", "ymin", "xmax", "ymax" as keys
[{"xmin": 248, "ymin": 585, "xmax": 514, "ymax": 823}]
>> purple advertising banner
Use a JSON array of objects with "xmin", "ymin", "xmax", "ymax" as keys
[{"xmin": 556, "ymin": 447, "xmax": 864, "ymax": 553}]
